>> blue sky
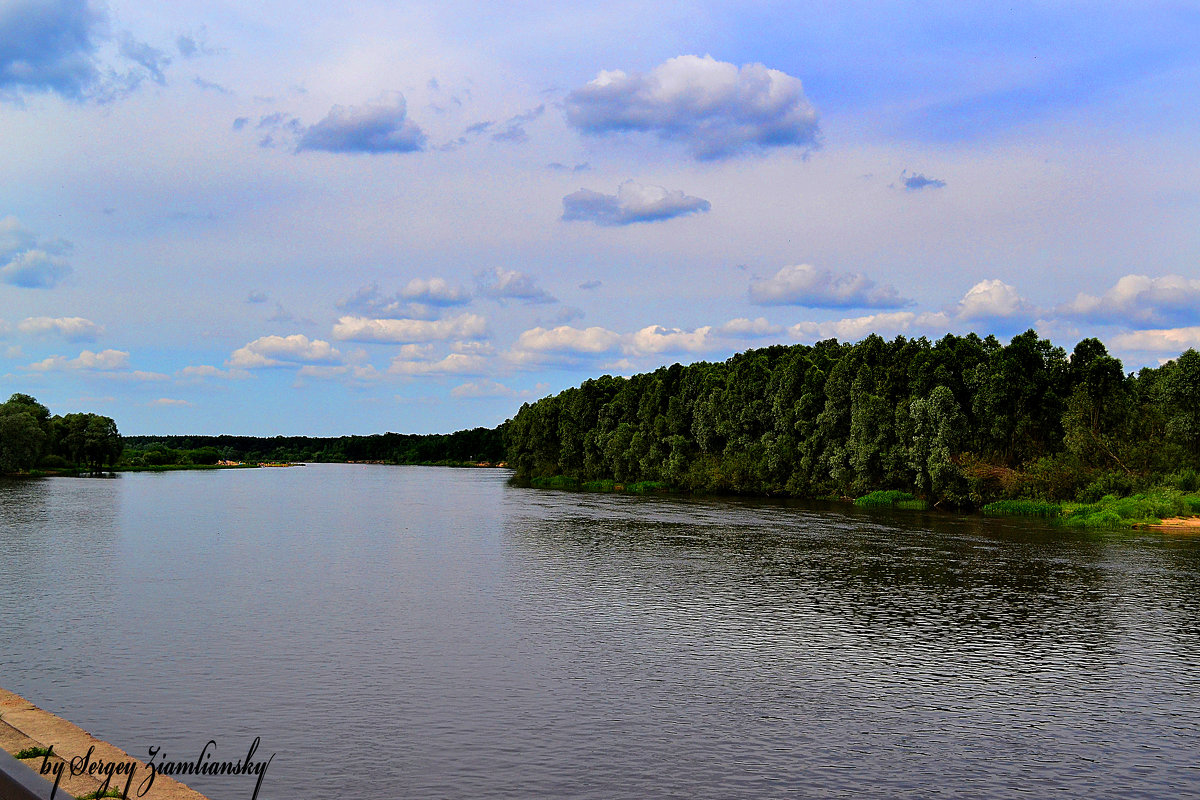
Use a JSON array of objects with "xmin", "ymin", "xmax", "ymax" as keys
[{"xmin": 2, "ymin": 0, "xmax": 1199, "ymax": 435}]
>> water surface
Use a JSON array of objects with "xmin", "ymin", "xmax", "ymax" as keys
[{"xmin": 2, "ymin": 465, "xmax": 1199, "ymax": 798}]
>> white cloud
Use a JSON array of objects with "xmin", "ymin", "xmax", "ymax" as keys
[
  {"xmin": 627, "ymin": 324, "xmax": 713, "ymax": 355},
  {"xmin": 749, "ymin": 263, "xmax": 908, "ymax": 308},
  {"xmin": 337, "ymin": 283, "xmax": 443, "ymax": 320},
  {"xmin": 1, "ymin": 249, "xmax": 71, "ymax": 288},
  {"xmin": 1058, "ymin": 274, "xmax": 1200, "ymax": 327},
  {"xmin": 789, "ymin": 312, "xmax": 920, "ymax": 342},
  {"xmin": 478, "ymin": 268, "xmax": 556, "ymax": 304},
  {"xmin": 27, "ymin": 348, "xmax": 130, "ymax": 371},
  {"xmin": 18, "ymin": 316, "xmax": 101, "ymax": 341},
  {"xmin": 401, "ymin": 277, "xmax": 470, "ymax": 305},
  {"xmin": 511, "ymin": 322, "xmax": 718, "ymax": 363},
  {"xmin": 151, "ymin": 397, "xmax": 192, "ymax": 407},
  {"xmin": 513, "ymin": 325, "xmax": 623, "ymax": 355},
  {"xmin": 228, "ymin": 334, "xmax": 342, "ymax": 368},
  {"xmin": 719, "ymin": 317, "xmax": 782, "ymax": 337},
  {"xmin": 562, "ymin": 180, "xmax": 710, "ymax": 226},
  {"xmin": 1111, "ymin": 327, "xmax": 1200, "ymax": 354},
  {"xmin": 332, "ymin": 313, "xmax": 488, "ymax": 343},
  {"xmin": 954, "ymin": 279, "xmax": 1036, "ymax": 321},
  {"xmin": 297, "ymin": 93, "xmax": 426, "ymax": 154},
  {"xmin": 565, "ymin": 55, "xmax": 819, "ymax": 160},
  {"xmin": 389, "ymin": 353, "xmax": 488, "ymax": 375}
]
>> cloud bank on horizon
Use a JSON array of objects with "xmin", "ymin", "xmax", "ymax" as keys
[{"xmin": 1, "ymin": 0, "xmax": 1198, "ymax": 435}]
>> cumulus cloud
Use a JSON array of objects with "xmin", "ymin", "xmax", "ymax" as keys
[
  {"xmin": 228, "ymin": 334, "xmax": 342, "ymax": 369},
  {"xmin": 1111, "ymin": 327, "xmax": 1200, "ymax": 354},
  {"xmin": 17, "ymin": 315, "xmax": 101, "ymax": 341},
  {"xmin": 749, "ymin": 263, "xmax": 908, "ymax": 309},
  {"xmin": 151, "ymin": 397, "xmax": 192, "ymax": 407},
  {"xmin": 401, "ymin": 277, "xmax": 470, "ymax": 305},
  {"xmin": 297, "ymin": 94, "xmax": 426, "ymax": 154},
  {"xmin": 27, "ymin": 348, "xmax": 129, "ymax": 371},
  {"xmin": 0, "ymin": 1, "xmax": 173, "ymax": 101},
  {"xmin": 901, "ymin": 171, "xmax": 946, "ymax": 191},
  {"xmin": 1058, "ymin": 274, "xmax": 1200, "ymax": 327},
  {"xmin": 628, "ymin": 325, "xmax": 713, "ymax": 355},
  {"xmin": 0, "ymin": 217, "xmax": 72, "ymax": 288},
  {"xmin": 332, "ymin": 313, "xmax": 487, "ymax": 343},
  {"xmin": 788, "ymin": 312, "xmax": 938, "ymax": 342},
  {"xmin": 511, "ymin": 323, "xmax": 716, "ymax": 363},
  {"xmin": 0, "ymin": 0, "xmax": 101, "ymax": 98},
  {"xmin": 954, "ymin": 279, "xmax": 1036, "ymax": 321},
  {"xmin": 337, "ymin": 281, "xmax": 469, "ymax": 319},
  {"xmin": 562, "ymin": 180, "xmax": 711, "ymax": 226},
  {"xmin": 514, "ymin": 325, "xmax": 623, "ymax": 355},
  {"xmin": 478, "ymin": 269, "xmax": 556, "ymax": 304},
  {"xmin": 389, "ymin": 353, "xmax": 488, "ymax": 376},
  {"xmin": 565, "ymin": 55, "xmax": 819, "ymax": 160},
  {"xmin": 719, "ymin": 317, "xmax": 782, "ymax": 337}
]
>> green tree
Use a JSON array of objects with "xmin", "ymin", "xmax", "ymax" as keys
[{"xmin": 0, "ymin": 412, "xmax": 47, "ymax": 472}]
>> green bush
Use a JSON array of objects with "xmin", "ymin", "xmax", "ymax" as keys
[
  {"xmin": 981, "ymin": 499, "xmax": 1061, "ymax": 518},
  {"xmin": 625, "ymin": 481, "xmax": 670, "ymax": 494},
  {"xmin": 854, "ymin": 490, "xmax": 917, "ymax": 507},
  {"xmin": 1078, "ymin": 471, "xmax": 1141, "ymax": 503},
  {"xmin": 529, "ymin": 475, "xmax": 579, "ymax": 490},
  {"xmin": 1166, "ymin": 469, "xmax": 1200, "ymax": 493}
]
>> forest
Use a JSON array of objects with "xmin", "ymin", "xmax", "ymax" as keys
[
  {"xmin": 504, "ymin": 330, "xmax": 1200, "ymax": 509},
  {"xmin": 0, "ymin": 394, "xmax": 123, "ymax": 472},
  {"xmin": 119, "ymin": 426, "xmax": 505, "ymax": 467}
]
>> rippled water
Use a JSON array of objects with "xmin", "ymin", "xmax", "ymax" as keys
[{"xmin": 3, "ymin": 465, "xmax": 1200, "ymax": 798}]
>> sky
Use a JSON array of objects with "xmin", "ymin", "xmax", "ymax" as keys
[{"xmin": 2, "ymin": 0, "xmax": 1199, "ymax": 436}]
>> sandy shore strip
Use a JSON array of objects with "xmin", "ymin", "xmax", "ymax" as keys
[
  {"xmin": 1146, "ymin": 517, "xmax": 1200, "ymax": 531},
  {"xmin": 0, "ymin": 687, "xmax": 210, "ymax": 799}
]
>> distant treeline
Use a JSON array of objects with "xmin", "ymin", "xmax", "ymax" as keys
[
  {"xmin": 504, "ymin": 330, "xmax": 1200, "ymax": 507},
  {"xmin": 0, "ymin": 394, "xmax": 122, "ymax": 472},
  {"xmin": 121, "ymin": 426, "xmax": 506, "ymax": 467}
]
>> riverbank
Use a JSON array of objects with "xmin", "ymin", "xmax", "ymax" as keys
[{"xmin": 0, "ymin": 688, "xmax": 209, "ymax": 800}]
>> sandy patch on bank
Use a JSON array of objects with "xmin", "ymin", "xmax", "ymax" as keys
[
  {"xmin": 0, "ymin": 687, "xmax": 210, "ymax": 799},
  {"xmin": 1147, "ymin": 517, "xmax": 1200, "ymax": 531}
]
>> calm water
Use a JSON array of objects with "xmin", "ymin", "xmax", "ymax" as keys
[{"xmin": 2, "ymin": 465, "xmax": 1200, "ymax": 799}]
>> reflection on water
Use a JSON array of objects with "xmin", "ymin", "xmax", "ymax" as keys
[{"xmin": 3, "ymin": 466, "xmax": 1200, "ymax": 798}]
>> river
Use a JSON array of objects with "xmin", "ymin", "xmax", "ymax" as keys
[{"xmin": 2, "ymin": 464, "xmax": 1199, "ymax": 798}]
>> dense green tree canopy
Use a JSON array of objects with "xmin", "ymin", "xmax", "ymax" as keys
[
  {"xmin": 0, "ymin": 394, "xmax": 122, "ymax": 472},
  {"xmin": 506, "ymin": 332, "xmax": 1200, "ymax": 507}
]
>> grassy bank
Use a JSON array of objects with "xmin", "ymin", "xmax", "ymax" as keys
[
  {"xmin": 526, "ymin": 475, "xmax": 673, "ymax": 494},
  {"xmin": 977, "ymin": 489, "xmax": 1200, "ymax": 528}
]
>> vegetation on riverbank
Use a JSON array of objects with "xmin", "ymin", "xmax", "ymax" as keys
[
  {"xmin": 0, "ymin": 394, "xmax": 121, "ymax": 474},
  {"xmin": 505, "ymin": 330, "xmax": 1200, "ymax": 522},
  {"xmin": 979, "ymin": 488, "xmax": 1200, "ymax": 528},
  {"xmin": 119, "ymin": 427, "xmax": 505, "ymax": 468}
]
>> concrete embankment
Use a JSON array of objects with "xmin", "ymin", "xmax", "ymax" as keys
[{"xmin": 0, "ymin": 687, "xmax": 210, "ymax": 800}]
